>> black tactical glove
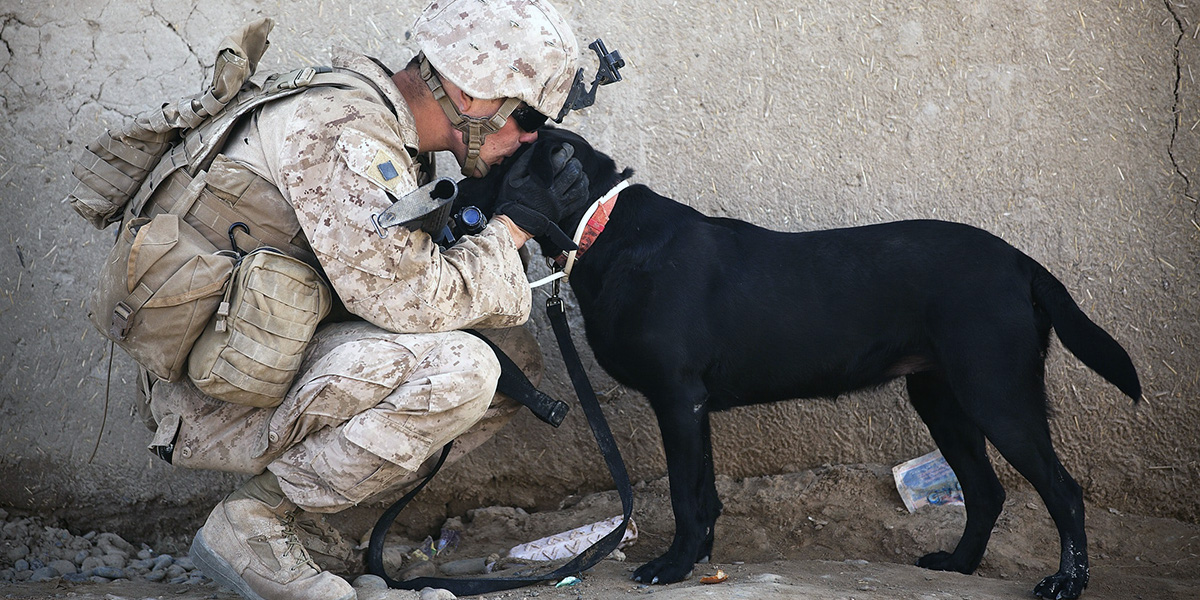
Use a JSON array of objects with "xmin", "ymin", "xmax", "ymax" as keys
[{"xmin": 495, "ymin": 142, "xmax": 591, "ymax": 253}]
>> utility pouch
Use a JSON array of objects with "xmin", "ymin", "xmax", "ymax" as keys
[
  {"xmin": 187, "ymin": 247, "xmax": 331, "ymax": 408},
  {"xmin": 90, "ymin": 214, "xmax": 237, "ymax": 382}
]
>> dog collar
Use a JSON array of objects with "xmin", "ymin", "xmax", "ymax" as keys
[{"xmin": 529, "ymin": 179, "xmax": 630, "ymax": 289}]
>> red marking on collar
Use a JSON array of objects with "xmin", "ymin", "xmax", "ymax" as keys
[
  {"xmin": 577, "ymin": 193, "xmax": 619, "ymax": 258},
  {"xmin": 554, "ymin": 190, "xmax": 622, "ymax": 269}
]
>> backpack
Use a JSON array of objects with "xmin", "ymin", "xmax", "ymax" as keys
[{"xmin": 71, "ymin": 18, "xmax": 390, "ymax": 390}]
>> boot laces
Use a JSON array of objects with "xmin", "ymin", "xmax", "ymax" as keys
[{"xmin": 278, "ymin": 510, "xmax": 321, "ymax": 572}]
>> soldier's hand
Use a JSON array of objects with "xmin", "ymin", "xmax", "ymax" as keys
[{"xmin": 495, "ymin": 142, "xmax": 591, "ymax": 253}]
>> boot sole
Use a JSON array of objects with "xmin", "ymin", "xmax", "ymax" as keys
[{"xmin": 190, "ymin": 527, "xmax": 270, "ymax": 600}]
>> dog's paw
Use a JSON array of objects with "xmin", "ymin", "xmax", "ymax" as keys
[
  {"xmin": 1033, "ymin": 571, "xmax": 1087, "ymax": 599},
  {"xmin": 916, "ymin": 551, "xmax": 970, "ymax": 574},
  {"xmin": 631, "ymin": 555, "xmax": 693, "ymax": 585}
]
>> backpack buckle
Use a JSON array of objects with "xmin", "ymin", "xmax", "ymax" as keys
[{"xmin": 276, "ymin": 66, "xmax": 332, "ymax": 90}]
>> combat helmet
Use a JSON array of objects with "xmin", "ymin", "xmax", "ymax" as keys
[{"xmin": 412, "ymin": 0, "xmax": 623, "ymax": 176}]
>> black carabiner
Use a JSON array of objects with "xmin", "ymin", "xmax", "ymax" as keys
[{"xmin": 228, "ymin": 222, "xmax": 251, "ymax": 257}]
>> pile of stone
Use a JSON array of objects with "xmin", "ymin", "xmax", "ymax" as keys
[{"xmin": 0, "ymin": 508, "xmax": 209, "ymax": 585}]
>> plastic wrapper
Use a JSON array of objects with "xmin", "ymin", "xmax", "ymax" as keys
[
  {"xmin": 507, "ymin": 516, "xmax": 637, "ymax": 561},
  {"xmin": 892, "ymin": 449, "xmax": 965, "ymax": 512}
]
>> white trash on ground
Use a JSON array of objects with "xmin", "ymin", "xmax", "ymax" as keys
[
  {"xmin": 892, "ymin": 449, "xmax": 965, "ymax": 513},
  {"xmin": 506, "ymin": 516, "xmax": 637, "ymax": 561}
]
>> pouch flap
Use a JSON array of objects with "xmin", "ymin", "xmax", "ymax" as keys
[
  {"xmin": 143, "ymin": 253, "xmax": 234, "ymax": 308},
  {"xmin": 127, "ymin": 215, "xmax": 180, "ymax": 292}
]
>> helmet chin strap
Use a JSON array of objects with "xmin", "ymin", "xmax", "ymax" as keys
[{"xmin": 419, "ymin": 55, "xmax": 522, "ymax": 177}]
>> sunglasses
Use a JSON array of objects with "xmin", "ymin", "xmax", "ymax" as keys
[{"xmin": 510, "ymin": 104, "xmax": 549, "ymax": 133}]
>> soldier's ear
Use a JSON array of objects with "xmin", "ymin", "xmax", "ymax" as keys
[{"xmin": 441, "ymin": 80, "xmax": 474, "ymax": 113}]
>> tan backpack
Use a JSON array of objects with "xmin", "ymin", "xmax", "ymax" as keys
[
  {"xmin": 73, "ymin": 19, "xmax": 392, "ymax": 396},
  {"xmin": 69, "ymin": 19, "xmax": 274, "ymax": 230}
]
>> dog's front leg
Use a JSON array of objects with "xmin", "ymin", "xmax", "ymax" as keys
[{"xmin": 633, "ymin": 388, "xmax": 717, "ymax": 584}]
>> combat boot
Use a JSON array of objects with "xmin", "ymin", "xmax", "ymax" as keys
[
  {"xmin": 293, "ymin": 509, "xmax": 360, "ymax": 575},
  {"xmin": 189, "ymin": 471, "xmax": 356, "ymax": 600}
]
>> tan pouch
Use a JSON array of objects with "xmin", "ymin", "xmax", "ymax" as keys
[
  {"xmin": 90, "ymin": 214, "xmax": 237, "ymax": 382},
  {"xmin": 187, "ymin": 248, "xmax": 331, "ymax": 408}
]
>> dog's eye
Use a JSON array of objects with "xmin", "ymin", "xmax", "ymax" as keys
[{"xmin": 511, "ymin": 105, "xmax": 548, "ymax": 133}]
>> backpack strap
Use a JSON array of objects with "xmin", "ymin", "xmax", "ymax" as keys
[{"xmin": 130, "ymin": 66, "xmax": 399, "ymax": 218}]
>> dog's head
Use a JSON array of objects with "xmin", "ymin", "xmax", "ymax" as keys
[{"xmin": 454, "ymin": 127, "xmax": 633, "ymax": 258}]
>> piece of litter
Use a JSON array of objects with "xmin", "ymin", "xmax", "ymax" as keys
[
  {"xmin": 555, "ymin": 575, "xmax": 581, "ymax": 588},
  {"xmin": 892, "ymin": 449, "xmax": 965, "ymax": 513},
  {"xmin": 508, "ymin": 516, "xmax": 638, "ymax": 561},
  {"xmin": 700, "ymin": 569, "xmax": 728, "ymax": 584}
]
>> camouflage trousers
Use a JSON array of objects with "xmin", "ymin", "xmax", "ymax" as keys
[{"xmin": 146, "ymin": 321, "xmax": 541, "ymax": 512}]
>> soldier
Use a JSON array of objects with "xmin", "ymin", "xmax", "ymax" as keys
[{"xmin": 139, "ymin": 2, "xmax": 605, "ymax": 599}]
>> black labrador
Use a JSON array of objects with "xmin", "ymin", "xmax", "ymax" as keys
[{"xmin": 455, "ymin": 128, "xmax": 1141, "ymax": 600}]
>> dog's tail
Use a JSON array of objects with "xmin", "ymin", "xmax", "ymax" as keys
[{"xmin": 1028, "ymin": 256, "xmax": 1141, "ymax": 401}]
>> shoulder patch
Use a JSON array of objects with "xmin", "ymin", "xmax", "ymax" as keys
[{"xmin": 336, "ymin": 128, "xmax": 417, "ymax": 195}]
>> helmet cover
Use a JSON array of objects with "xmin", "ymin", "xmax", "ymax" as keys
[{"xmin": 413, "ymin": 0, "xmax": 580, "ymax": 119}]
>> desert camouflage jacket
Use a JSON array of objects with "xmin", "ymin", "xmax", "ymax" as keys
[{"xmin": 219, "ymin": 52, "xmax": 532, "ymax": 333}]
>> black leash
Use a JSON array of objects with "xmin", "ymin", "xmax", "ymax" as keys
[{"xmin": 366, "ymin": 291, "xmax": 634, "ymax": 596}]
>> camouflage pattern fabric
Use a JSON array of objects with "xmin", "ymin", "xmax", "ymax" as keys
[
  {"xmin": 222, "ymin": 52, "xmax": 533, "ymax": 332},
  {"xmin": 413, "ymin": 0, "xmax": 580, "ymax": 118},
  {"xmin": 151, "ymin": 322, "xmax": 540, "ymax": 511},
  {"xmin": 146, "ymin": 52, "xmax": 540, "ymax": 511}
]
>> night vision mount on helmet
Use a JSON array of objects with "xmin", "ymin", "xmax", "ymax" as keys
[{"xmin": 555, "ymin": 39, "xmax": 625, "ymax": 123}]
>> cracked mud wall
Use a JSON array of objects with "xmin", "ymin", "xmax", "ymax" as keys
[{"xmin": 0, "ymin": 0, "xmax": 1197, "ymax": 543}]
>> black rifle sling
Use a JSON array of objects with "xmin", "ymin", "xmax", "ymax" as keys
[{"xmin": 366, "ymin": 295, "xmax": 634, "ymax": 596}]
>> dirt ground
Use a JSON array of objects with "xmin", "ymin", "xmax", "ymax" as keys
[{"xmin": 3, "ymin": 465, "xmax": 1198, "ymax": 599}]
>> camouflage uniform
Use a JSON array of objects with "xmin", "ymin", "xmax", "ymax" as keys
[{"xmin": 149, "ymin": 53, "xmax": 539, "ymax": 512}]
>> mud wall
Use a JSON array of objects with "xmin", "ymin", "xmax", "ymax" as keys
[{"xmin": 0, "ymin": 0, "xmax": 1196, "ymax": 542}]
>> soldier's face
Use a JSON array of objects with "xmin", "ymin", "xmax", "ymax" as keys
[{"xmin": 458, "ymin": 97, "xmax": 540, "ymax": 177}]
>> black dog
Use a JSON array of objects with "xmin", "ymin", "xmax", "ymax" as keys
[{"xmin": 456, "ymin": 128, "xmax": 1140, "ymax": 600}]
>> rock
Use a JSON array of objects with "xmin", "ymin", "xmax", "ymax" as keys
[
  {"xmin": 352, "ymin": 574, "xmax": 389, "ymax": 590},
  {"xmin": 91, "ymin": 565, "xmax": 125, "ymax": 579},
  {"xmin": 13, "ymin": 559, "xmax": 29, "ymax": 571},
  {"xmin": 49, "ymin": 559, "xmax": 77, "ymax": 575},
  {"xmin": 153, "ymin": 553, "xmax": 174, "ymax": 571},
  {"xmin": 144, "ymin": 568, "xmax": 166, "ymax": 582},
  {"xmin": 0, "ymin": 568, "xmax": 15, "ymax": 582},
  {"xmin": 73, "ymin": 550, "xmax": 89, "ymax": 565},
  {"xmin": 96, "ymin": 532, "xmax": 134, "ymax": 553},
  {"xmin": 438, "ymin": 557, "xmax": 488, "ymax": 576},
  {"xmin": 89, "ymin": 575, "xmax": 112, "ymax": 583},
  {"xmin": 15, "ymin": 569, "xmax": 33, "ymax": 582},
  {"xmin": 127, "ymin": 558, "xmax": 154, "ymax": 571},
  {"xmin": 398, "ymin": 560, "xmax": 437, "ymax": 580},
  {"xmin": 29, "ymin": 566, "xmax": 60, "ymax": 582},
  {"xmin": 420, "ymin": 588, "xmax": 457, "ymax": 600},
  {"xmin": 166, "ymin": 563, "xmax": 187, "ymax": 578},
  {"xmin": 62, "ymin": 572, "xmax": 90, "ymax": 583},
  {"xmin": 100, "ymin": 552, "xmax": 128, "ymax": 569},
  {"xmin": 173, "ymin": 555, "xmax": 195, "ymax": 570},
  {"xmin": 137, "ymin": 548, "xmax": 154, "ymax": 560},
  {"xmin": 5, "ymin": 543, "xmax": 29, "ymax": 562},
  {"xmin": 81, "ymin": 556, "xmax": 105, "ymax": 572}
]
